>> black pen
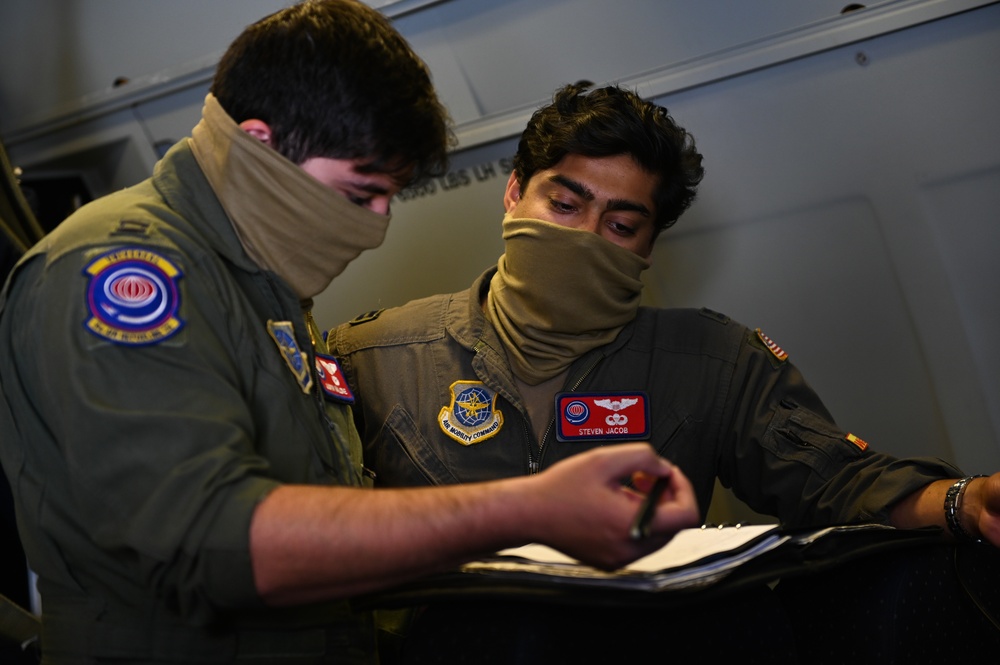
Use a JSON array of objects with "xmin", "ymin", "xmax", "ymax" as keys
[{"xmin": 629, "ymin": 475, "xmax": 670, "ymax": 540}]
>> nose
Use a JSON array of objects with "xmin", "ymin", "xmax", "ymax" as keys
[
  {"xmin": 370, "ymin": 197, "xmax": 392, "ymax": 216},
  {"xmin": 575, "ymin": 211, "xmax": 602, "ymax": 235}
]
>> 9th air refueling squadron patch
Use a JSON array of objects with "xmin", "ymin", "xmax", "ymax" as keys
[{"xmin": 83, "ymin": 247, "xmax": 184, "ymax": 345}]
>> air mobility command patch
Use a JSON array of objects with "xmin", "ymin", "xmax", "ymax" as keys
[
  {"xmin": 755, "ymin": 328, "xmax": 788, "ymax": 362},
  {"xmin": 267, "ymin": 320, "xmax": 313, "ymax": 393},
  {"xmin": 555, "ymin": 392, "xmax": 649, "ymax": 442},
  {"xmin": 438, "ymin": 381, "xmax": 504, "ymax": 445},
  {"xmin": 83, "ymin": 247, "xmax": 184, "ymax": 345},
  {"xmin": 315, "ymin": 353, "xmax": 355, "ymax": 403}
]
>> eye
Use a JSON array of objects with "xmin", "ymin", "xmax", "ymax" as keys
[
  {"xmin": 347, "ymin": 193, "xmax": 372, "ymax": 207},
  {"xmin": 548, "ymin": 197, "xmax": 576, "ymax": 213},
  {"xmin": 345, "ymin": 191, "xmax": 392, "ymax": 216},
  {"xmin": 607, "ymin": 219, "xmax": 638, "ymax": 237}
]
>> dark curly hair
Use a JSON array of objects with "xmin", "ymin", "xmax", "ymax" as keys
[
  {"xmin": 513, "ymin": 81, "xmax": 704, "ymax": 233},
  {"xmin": 211, "ymin": 0, "xmax": 453, "ymax": 185}
]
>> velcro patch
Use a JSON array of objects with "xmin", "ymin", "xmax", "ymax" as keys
[
  {"xmin": 438, "ymin": 381, "xmax": 504, "ymax": 445},
  {"xmin": 267, "ymin": 320, "xmax": 312, "ymax": 393},
  {"xmin": 699, "ymin": 308, "xmax": 730, "ymax": 324},
  {"xmin": 315, "ymin": 353, "xmax": 354, "ymax": 403},
  {"xmin": 555, "ymin": 392, "xmax": 649, "ymax": 442},
  {"xmin": 83, "ymin": 247, "xmax": 184, "ymax": 345},
  {"xmin": 756, "ymin": 328, "xmax": 788, "ymax": 362},
  {"xmin": 846, "ymin": 433, "xmax": 870, "ymax": 451},
  {"xmin": 349, "ymin": 309, "xmax": 384, "ymax": 325}
]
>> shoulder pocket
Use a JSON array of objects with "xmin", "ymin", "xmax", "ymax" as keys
[{"xmin": 763, "ymin": 400, "xmax": 863, "ymax": 478}]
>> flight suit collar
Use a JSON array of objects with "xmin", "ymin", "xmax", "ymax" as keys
[
  {"xmin": 153, "ymin": 139, "xmax": 264, "ymax": 278},
  {"xmin": 447, "ymin": 266, "xmax": 641, "ymax": 406}
]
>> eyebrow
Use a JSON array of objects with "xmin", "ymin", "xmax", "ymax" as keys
[{"xmin": 549, "ymin": 174, "xmax": 651, "ymax": 217}]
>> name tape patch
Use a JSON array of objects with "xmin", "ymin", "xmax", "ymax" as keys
[{"xmin": 555, "ymin": 392, "xmax": 649, "ymax": 442}]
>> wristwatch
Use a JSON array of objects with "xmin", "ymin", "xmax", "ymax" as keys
[{"xmin": 943, "ymin": 475, "xmax": 987, "ymax": 543}]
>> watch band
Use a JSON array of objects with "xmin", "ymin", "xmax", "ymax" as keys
[{"xmin": 943, "ymin": 475, "xmax": 987, "ymax": 543}]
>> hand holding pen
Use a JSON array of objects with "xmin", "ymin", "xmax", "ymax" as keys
[
  {"xmin": 520, "ymin": 444, "xmax": 698, "ymax": 571},
  {"xmin": 629, "ymin": 462, "xmax": 698, "ymax": 541}
]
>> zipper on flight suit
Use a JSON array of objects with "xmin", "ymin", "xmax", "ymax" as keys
[
  {"xmin": 526, "ymin": 354, "xmax": 604, "ymax": 474},
  {"xmin": 527, "ymin": 419, "xmax": 553, "ymax": 475}
]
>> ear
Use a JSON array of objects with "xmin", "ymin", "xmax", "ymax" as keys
[
  {"xmin": 502, "ymin": 171, "xmax": 522, "ymax": 213},
  {"xmin": 238, "ymin": 119, "xmax": 273, "ymax": 147}
]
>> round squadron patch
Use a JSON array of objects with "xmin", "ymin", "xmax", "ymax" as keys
[
  {"xmin": 83, "ymin": 247, "xmax": 184, "ymax": 345},
  {"xmin": 438, "ymin": 380, "xmax": 504, "ymax": 446}
]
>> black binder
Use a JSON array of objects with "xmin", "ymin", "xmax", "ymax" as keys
[{"xmin": 358, "ymin": 523, "xmax": 944, "ymax": 610}]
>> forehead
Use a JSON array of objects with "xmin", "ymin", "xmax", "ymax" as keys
[{"xmin": 530, "ymin": 153, "xmax": 657, "ymax": 206}]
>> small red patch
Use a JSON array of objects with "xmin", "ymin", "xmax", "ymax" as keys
[
  {"xmin": 846, "ymin": 433, "xmax": 869, "ymax": 451},
  {"xmin": 315, "ymin": 354, "xmax": 354, "ymax": 403}
]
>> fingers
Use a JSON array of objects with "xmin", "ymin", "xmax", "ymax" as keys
[
  {"xmin": 580, "ymin": 445, "xmax": 700, "ymax": 540},
  {"xmin": 631, "ymin": 470, "xmax": 665, "ymax": 494},
  {"xmin": 531, "ymin": 443, "xmax": 700, "ymax": 569},
  {"xmin": 630, "ymin": 462, "xmax": 687, "ymax": 496},
  {"xmin": 645, "ymin": 464, "xmax": 700, "ymax": 536},
  {"xmin": 663, "ymin": 462, "xmax": 695, "ymax": 503}
]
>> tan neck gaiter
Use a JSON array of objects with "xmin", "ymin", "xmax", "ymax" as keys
[
  {"xmin": 485, "ymin": 217, "xmax": 650, "ymax": 385},
  {"xmin": 189, "ymin": 94, "xmax": 390, "ymax": 301}
]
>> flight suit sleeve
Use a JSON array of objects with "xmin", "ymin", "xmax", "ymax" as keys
[
  {"xmin": 716, "ymin": 327, "xmax": 961, "ymax": 527},
  {"xmin": 4, "ymin": 245, "xmax": 280, "ymax": 623}
]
